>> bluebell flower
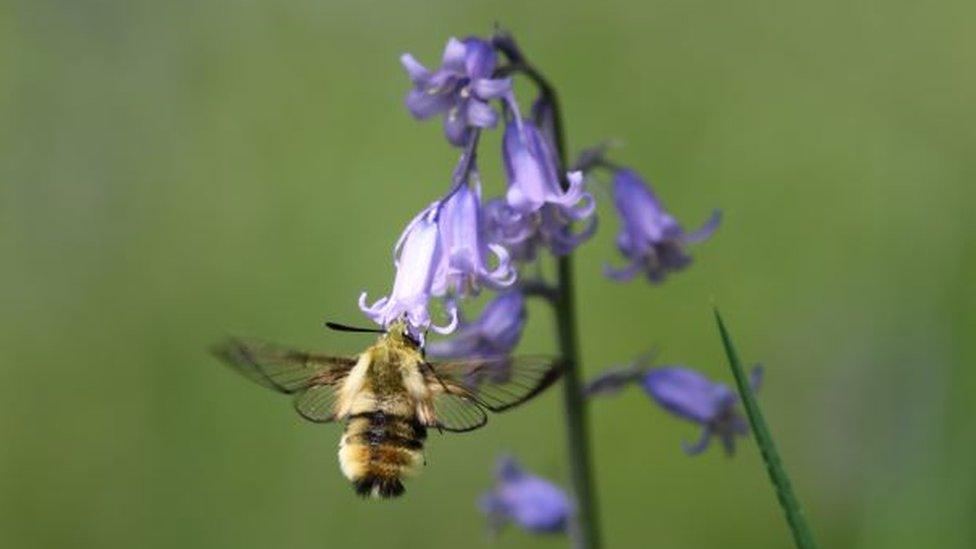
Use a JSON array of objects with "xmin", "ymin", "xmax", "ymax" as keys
[
  {"xmin": 642, "ymin": 366, "xmax": 763, "ymax": 456},
  {"xmin": 432, "ymin": 177, "xmax": 516, "ymax": 298},
  {"xmin": 605, "ymin": 169, "xmax": 720, "ymax": 283},
  {"xmin": 359, "ymin": 205, "xmax": 458, "ymax": 337},
  {"xmin": 401, "ymin": 37, "xmax": 515, "ymax": 146},
  {"xmin": 484, "ymin": 120, "xmax": 596, "ymax": 260},
  {"xmin": 480, "ymin": 456, "xmax": 572, "ymax": 535},
  {"xmin": 427, "ymin": 291, "xmax": 525, "ymax": 359},
  {"xmin": 502, "ymin": 121, "xmax": 591, "ymax": 216}
]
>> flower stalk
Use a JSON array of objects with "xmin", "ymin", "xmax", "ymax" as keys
[{"xmin": 495, "ymin": 30, "xmax": 602, "ymax": 549}]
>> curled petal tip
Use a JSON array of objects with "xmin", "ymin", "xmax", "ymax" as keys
[
  {"xmin": 681, "ymin": 426, "xmax": 713, "ymax": 456},
  {"xmin": 429, "ymin": 304, "xmax": 459, "ymax": 335},
  {"xmin": 442, "ymin": 37, "xmax": 467, "ymax": 67},
  {"xmin": 400, "ymin": 53, "xmax": 429, "ymax": 83},
  {"xmin": 603, "ymin": 261, "xmax": 640, "ymax": 282},
  {"xmin": 684, "ymin": 209, "xmax": 722, "ymax": 244}
]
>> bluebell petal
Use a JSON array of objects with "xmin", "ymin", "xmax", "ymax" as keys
[
  {"xmin": 434, "ymin": 179, "xmax": 515, "ymax": 296},
  {"xmin": 551, "ymin": 172, "xmax": 593, "ymax": 216},
  {"xmin": 428, "ymin": 304, "xmax": 459, "ymax": 335},
  {"xmin": 400, "ymin": 53, "xmax": 429, "ymax": 84},
  {"xmin": 682, "ymin": 425, "xmax": 714, "ymax": 456},
  {"xmin": 462, "ymin": 37, "xmax": 496, "ymax": 79},
  {"xmin": 496, "ymin": 454, "xmax": 524, "ymax": 482},
  {"xmin": 405, "ymin": 89, "xmax": 452, "ymax": 119},
  {"xmin": 683, "ymin": 209, "xmax": 722, "ymax": 244},
  {"xmin": 443, "ymin": 107, "xmax": 469, "ymax": 147},
  {"xmin": 612, "ymin": 169, "xmax": 678, "ymax": 242},
  {"xmin": 603, "ymin": 258, "xmax": 642, "ymax": 282},
  {"xmin": 542, "ymin": 203, "xmax": 597, "ymax": 257},
  {"xmin": 718, "ymin": 431, "xmax": 737, "ymax": 456},
  {"xmin": 471, "ymin": 77, "xmax": 512, "ymax": 100},
  {"xmin": 441, "ymin": 37, "xmax": 467, "ymax": 70},
  {"xmin": 465, "ymin": 99, "xmax": 498, "ymax": 128}
]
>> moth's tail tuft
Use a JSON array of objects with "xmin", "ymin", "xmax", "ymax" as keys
[{"xmin": 352, "ymin": 475, "xmax": 405, "ymax": 499}]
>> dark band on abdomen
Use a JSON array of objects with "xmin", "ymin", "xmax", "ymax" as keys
[{"xmin": 344, "ymin": 410, "xmax": 427, "ymax": 498}]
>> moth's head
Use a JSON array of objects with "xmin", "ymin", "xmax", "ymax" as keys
[{"xmin": 385, "ymin": 318, "xmax": 421, "ymax": 349}]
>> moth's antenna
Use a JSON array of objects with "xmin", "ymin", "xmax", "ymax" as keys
[{"xmin": 324, "ymin": 321, "xmax": 386, "ymax": 334}]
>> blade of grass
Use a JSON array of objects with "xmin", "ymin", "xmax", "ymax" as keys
[{"xmin": 713, "ymin": 307, "xmax": 818, "ymax": 549}]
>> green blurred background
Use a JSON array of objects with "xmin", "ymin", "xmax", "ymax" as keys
[{"xmin": 2, "ymin": 1, "xmax": 974, "ymax": 547}]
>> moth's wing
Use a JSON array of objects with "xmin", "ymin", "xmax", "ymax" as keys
[
  {"xmin": 211, "ymin": 338, "xmax": 357, "ymax": 423},
  {"xmin": 430, "ymin": 390, "xmax": 488, "ymax": 432},
  {"xmin": 424, "ymin": 356, "xmax": 563, "ymax": 431}
]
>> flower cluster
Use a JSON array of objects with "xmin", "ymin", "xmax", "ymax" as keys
[
  {"xmin": 354, "ymin": 29, "xmax": 734, "ymax": 543},
  {"xmin": 361, "ymin": 35, "xmax": 595, "ymax": 340}
]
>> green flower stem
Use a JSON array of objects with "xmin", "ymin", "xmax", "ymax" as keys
[
  {"xmin": 554, "ymin": 254, "xmax": 600, "ymax": 549},
  {"xmin": 714, "ymin": 308, "xmax": 817, "ymax": 549},
  {"xmin": 495, "ymin": 32, "xmax": 602, "ymax": 548}
]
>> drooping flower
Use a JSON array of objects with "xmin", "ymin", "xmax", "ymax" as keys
[
  {"xmin": 432, "ymin": 177, "xmax": 516, "ymax": 297},
  {"xmin": 479, "ymin": 456, "xmax": 572, "ymax": 535},
  {"xmin": 605, "ymin": 169, "xmax": 720, "ymax": 283},
  {"xmin": 401, "ymin": 37, "xmax": 514, "ymax": 146},
  {"xmin": 484, "ymin": 120, "xmax": 596, "ymax": 261},
  {"xmin": 502, "ymin": 121, "xmax": 591, "ymax": 216},
  {"xmin": 427, "ymin": 291, "xmax": 525, "ymax": 359},
  {"xmin": 359, "ymin": 205, "xmax": 458, "ymax": 338},
  {"xmin": 642, "ymin": 366, "xmax": 763, "ymax": 456}
]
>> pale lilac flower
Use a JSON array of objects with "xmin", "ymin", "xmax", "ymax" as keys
[
  {"xmin": 487, "ymin": 120, "xmax": 596, "ymax": 260},
  {"xmin": 432, "ymin": 178, "xmax": 516, "ymax": 297},
  {"xmin": 606, "ymin": 169, "xmax": 720, "ymax": 283},
  {"xmin": 502, "ymin": 121, "xmax": 592, "ymax": 216},
  {"xmin": 427, "ymin": 291, "xmax": 525, "ymax": 359},
  {"xmin": 642, "ymin": 366, "xmax": 763, "ymax": 456},
  {"xmin": 401, "ymin": 37, "xmax": 514, "ymax": 146},
  {"xmin": 480, "ymin": 456, "xmax": 572, "ymax": 535},
  {"xmin": 359, "ymin": 205, "xmax": 458, "ymax": 337}
]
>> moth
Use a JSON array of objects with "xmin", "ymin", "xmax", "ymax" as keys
[{"xmin": 211, "ymin": 318, "xmax": 562, "ymax": 499}]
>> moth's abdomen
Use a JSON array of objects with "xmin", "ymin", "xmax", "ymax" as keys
[{"xmin": 338, "ymin": 411, "xmax": 426, "ymax": 499}]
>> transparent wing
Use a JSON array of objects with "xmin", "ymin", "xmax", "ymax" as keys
[
  {"xmin": 431, "ymin": 391, "xmax": 488, "ymax": 432},
  {"xmin": 293, "ymin": 385, "xmax": 342, "ymax": 423},
  {"xmin": 426, "ymin": 356, "xmax": 563, "ymax": 413},
  {"xmin": 211, "ymin": 338, "xmax": 357, "ymax": 423}
]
